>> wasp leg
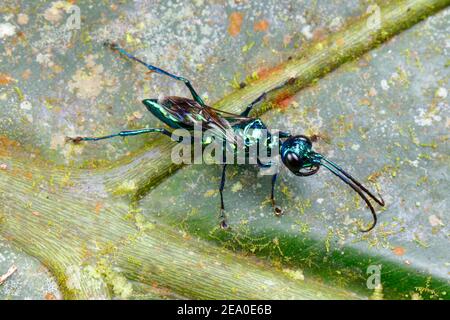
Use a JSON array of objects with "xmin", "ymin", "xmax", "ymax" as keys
[
  {"xmin": 240, "ymin": 92, "xmax": 267, "ymax": 117},
  {"xmin": 218, "ymin": 164, "xmax": 229, "ymax": 229},
  {"xmin": 257, "ymin": 159, "xmax": 283, "ymax": 217},
  {"xmin": 240, "ymin": 79, "xmax": 295, "ymax": 117},
  {"xmin": 66, "ymin": 128, "xmax": 178, "ymax": 143},
  {"xmin": 271, "ymin": 173, "xmax": 283, "ymax": 216},
  {"xmin": 105, "ymin": 42, "xmax": 205, "ymax": 106}
]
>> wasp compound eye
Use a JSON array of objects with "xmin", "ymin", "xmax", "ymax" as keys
[{"xmin": 283, "ymin": 152, "xmax": 303, "ymax": 172}]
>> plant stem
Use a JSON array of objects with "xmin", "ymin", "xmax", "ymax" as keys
[{"xmin": 0, "ymin": 160, "xmax": 359, "ymax": 299}]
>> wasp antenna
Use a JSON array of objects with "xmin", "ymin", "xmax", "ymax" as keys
[
  {"xmin": 321, "ymin": 159, "xmax": 380, "ymax": 232},
  {"xmin": 377, "ymin": 192, "xmax": 385, "ymax": 206},
  {"xmin": 323, "ymin": 158, "xmax": 385, "ymax": 207},
  {"xmin": 359, "ymin": 207, "xmax": 377, "ymax": 232}
]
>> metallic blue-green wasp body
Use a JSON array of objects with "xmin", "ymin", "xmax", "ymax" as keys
[{"xmin": 67, "ymin": 43, "xmax": 384, "ymax": 232}]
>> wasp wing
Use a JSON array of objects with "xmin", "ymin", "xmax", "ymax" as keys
[{"xmin": 160, "ymin": 96, "xmax": 251, "ymax": 144}]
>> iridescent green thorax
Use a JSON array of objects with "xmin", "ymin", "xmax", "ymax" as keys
[
  {"xmin": 203, "ymin": 118, "xmax": 280, "ymax": 160},
  {"xmin": 233, "ymin": 118, "xmax": 279, "ymax": 151}
]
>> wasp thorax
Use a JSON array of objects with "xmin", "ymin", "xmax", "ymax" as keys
[{"xmin": 280, "ymin": 135, "xmax": 321, "ymax": 176}]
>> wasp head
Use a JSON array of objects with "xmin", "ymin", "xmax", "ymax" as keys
[{"xmin": 280, "ymin": 135, "xmax": 322, "ymax": 176}]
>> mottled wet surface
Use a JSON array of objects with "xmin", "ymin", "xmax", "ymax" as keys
[
  {"xmin": 0, "ymin": 238, "xmax": 61, "ymax": 299},
  {"xmin": 0, "ymin": 1, "xmax": 448, "ymax": 299}
]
